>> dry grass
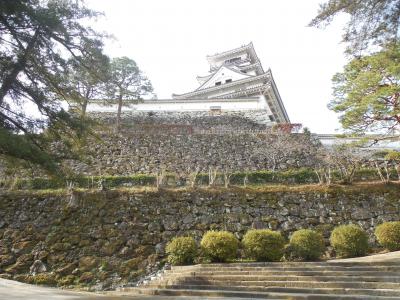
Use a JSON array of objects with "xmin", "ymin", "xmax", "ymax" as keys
[{"xmin": 2, "ymin": 181, "xmax": 399, "ymax": 197}]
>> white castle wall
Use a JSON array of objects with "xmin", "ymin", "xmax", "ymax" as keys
[
  {"xmin": 200, "ymin": 66, "xmax": 250, "ymax": 89},
  {"xmin": 86, "ymin": 96, "xmax": 270, "ymax": 113}
]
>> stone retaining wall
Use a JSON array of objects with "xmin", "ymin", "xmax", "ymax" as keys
[
  {"xmin": 65, "ymin": 110, "xmax": 317, "ymax": 175},
  {"xmin": 68, "ymin": 131, "xmax": 317, "ymax": 175},
  {"xmin": 0, "ymin": 111, "xmax": 315, "ymax": 177},
  {"xmin": 0, "ymin": 185, "xmax": 399, "ymax": 289},
  {"xmin": 90, "ymin": 110, "xmax": 271, "ymax": 131}
]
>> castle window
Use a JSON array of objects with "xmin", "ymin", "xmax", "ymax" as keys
[
  {"xmin": 210, "ymin": 106, "xmax": 221, "ymax": 113},
  {"xmin": 215, "ymin": 81, "xmax": 221, "ymax": 86},
  {"xmin": 225, "ymin": 79, "xmax": 232, "ymax": 84},
  {"xmin": 225, "ymin": 57, "xmax": 241, "ymax": 64}
]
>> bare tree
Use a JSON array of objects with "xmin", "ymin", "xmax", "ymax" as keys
[
  {"xmin": 156, "ymin": 167, "xmax": 166, "ymax": 189},
  {"xmin": 374, "ymin": 160, "xmax": 391, "ymax": 183},
  {"xmin": 312, "ymin": 143, "xmax": 367, "ymax": 185},
  {"xmin": 386, "ymin": 151, "xmax": 400, "ymax": 181},
  {"xmin": 208, "ymin": 167, "xmax": 218, "ymax": 186},
  {"xmin": 183, "ymin": 166, "xmax": 200, "ymax": 188},
  {"xmin": 313, "ymin": 148, "xmax": 333, "ymax": 185},
  {"xmin": 254, "ymin": 126, "xmax": 321, "ymax": 172},
  {"xmin": 242, "ymin": 169, "xmax": 249, "ymax": 187},
  {"xmin": 369, "ymin": 150, "xmax": 400, "ymax": 183},
  {"xmin": 222, "ymin": 168, "xmax": 234, "ymax": 188},
  {"xmin": 328, "ymin": 144, "xmax": 365, "ymax": 184}
]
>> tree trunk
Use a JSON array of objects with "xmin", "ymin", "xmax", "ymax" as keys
[
  {"xmin": 396, "ymin": 163, "xmax": 400, "ymax": 181},
  {"xmin": 116, "ymin": 93, "xmax": 123, "ymax": 132},
  {"xmin": 314, "ymin": 169, "xmax": 323, "ymax": 184},
  {"xmin": 81, "ymin": 99, "xmax": 88, "ymax": 118},
  {"xmin": 243, "ymin": 174, "xmax": 248, "ymax": 187},
  {"xmin": 326, "ymin": 166, "xmax": 332, "ymax": 185},
  {"xmin": 375, "ymin": 161, "xmax": 386, "ymax": 183},
  {"xmin": 0, "ymin": 26, "xmax": 40, "ymax": 105},
  {"xmin": 81, "ymin": 88, "xmax": 91, "ymax": 118}
]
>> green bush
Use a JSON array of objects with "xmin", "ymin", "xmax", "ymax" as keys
[
  {"xmin": 2, "ymin": 167, "xmax": 392, "ymax": 190},
  {"xmin": 229, "ymin": 168, "xmax": 319, "ymax": 185},
  {"xmin": 375, "ymin": 221, "xmax": 400, "ymax": 251},
  {"xmin": 10, "ymin": 174, "xmax": 157, "ymax": 190},
  {"xmin": 330, "ymin": 224, "xmax": 369, "ymax": 258},
  {"xmin": 289, "ymin": 229, "xmax": 325, "ymax": 260},
  {"xmin": 200, "ymin": 231, "xmax": 239, "ymax": 262},
  {"xmin": 166, "ymin": 236, "xmax": 197, "ymax": 265},
  {"xmin": 242, "ymin": 229, "xmax": 285, "ymax": 262}
]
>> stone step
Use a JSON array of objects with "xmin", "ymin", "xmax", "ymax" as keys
[
  {"xmin": 169, "ymin": 264, "xmax": 400, "ymax": 272},
  {"xmin": 152, "ymin": 285, "xmax": 400, "ymax": 297},
  {"xmin": 166, "ymin": 265, "xmax": 400, "ymax": 273},
  {"xmin": 153, "ymin": 279, "xmax": 400, "ymax": 289},
  {"xmin": 154, "ymin": 274, "xmax": 400, "ymax": 283},
  {"xmin": 122, "ymin": 287, "xmax": 400, "ymax": 299},
  {"xmin": 170, "ymin": 262, "xmax": 400, "ymax": 270},
  {"xmin": 162, "ymin": 270, "xmax": 400, "ymax": 277},
  {"xmin": 141, "ymin": 261, "xmax": 400, "ymax": 298}
]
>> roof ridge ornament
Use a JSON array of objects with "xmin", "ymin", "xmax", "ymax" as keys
[{"xmin": 206, "ymin": 42, "xmax": 253, "ymax": 59}]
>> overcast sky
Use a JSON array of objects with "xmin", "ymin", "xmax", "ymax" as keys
[{"xmin": 85, "ymin": 0, "xmax": 349, "ymax": 134}]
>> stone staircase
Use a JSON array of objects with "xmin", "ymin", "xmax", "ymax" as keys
[{"xmin": 118, "ymin": 261, "xmax": 400, "ymax": 299}]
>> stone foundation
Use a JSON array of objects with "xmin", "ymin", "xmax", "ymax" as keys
[{"xmin": 0, "ymin": 184, "xmax": 399, "ymax": 289}]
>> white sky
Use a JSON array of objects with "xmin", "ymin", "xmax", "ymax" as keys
[{"xmin": 85, "ymin": 0, "xmax": 349, "ymax": 134}]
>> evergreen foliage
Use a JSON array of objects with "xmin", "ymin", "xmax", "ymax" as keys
[
  {"xmin": 310, "ymin": 0, "xmax": 400, "ymax": 55},
  {"xmin": 329, "ymin": 44, "xmax": 400, "ymax": 134},
  {"xmin": 375, "ymin": 221, "xmax": 400, "ymax": 251},
  {"xmin": 330, "ymin": 224, "xmax": 369, "ymax": 257},
  {"xmin": 166, "ymin": 236, "xmax": 197, "ymax": 265},
  {"xmin": 0, "ymin": 0, "xmax": 106, "ymax": 172},
  {"xmin": 104, "ymin": 57, "xmax": 154, "ymax": 131},
  {"xmin": 289, "ymin": 229, "xmax": 325, "ymax": 260},
  {"xmin": 200, "ymin": 231, "xmax": 239, "ymax": 263},
  {"xmin": 242, "ymin": 229, "xmax": 285, "ymax": 262},
  {"xmin": 65, "ymin": 48, "xmax": 110, "ymax": 119}
]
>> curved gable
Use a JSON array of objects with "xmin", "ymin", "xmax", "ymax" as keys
[{"xmin": 197, "ymin": 66, "xmax": 251, "ymax": 91}]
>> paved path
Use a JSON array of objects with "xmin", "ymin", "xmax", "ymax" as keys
[
  {"xmin": 328, "ymin": 250, "xmax": 400, "ymax": 263},
  {"xmin": 0, "ymin": 278, "xmax": 107, "ymax": 300},
  {"xmin": 0, "ymin": 278, "xmax": 252, "ymax": 300}
]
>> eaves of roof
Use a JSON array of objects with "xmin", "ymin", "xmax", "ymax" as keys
[{"xmin": 173, "ymin": 72, "xmax": 271, "ymax": 99}]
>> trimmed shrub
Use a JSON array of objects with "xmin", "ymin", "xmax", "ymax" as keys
[
  {"xmin": 166, "ymin": 236, "xmax": 197, "ymax": 265},
  {"xmin": 330, "ymin": 225, "xmax": 369, "ymax": 258},
  {"xmin": 375, "ymin": 221, "xmax": 400, "ymax": 251},
  {"xmin": 289, "ymin": 229, "xmax": 325, "ymax": 260},
  {"xmin": 242, "ymin": 229, "xmax": 285, "ymax": 262},
  {"xmin": 200, "ymin": 231, "xmax": 239, "ymax": 262}
]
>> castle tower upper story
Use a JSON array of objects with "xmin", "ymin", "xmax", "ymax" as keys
[{"xmin": 172, "ymin": 43, "xmax": 290, "ymax": 123}]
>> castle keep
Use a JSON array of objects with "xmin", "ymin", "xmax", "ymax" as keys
[
  {"xmin": 87, "ymin": 43, "xmax": 290, "ymax": 127},
  {"xmin": 172, "ymin": 42, "xmax": 290, "ymax": 124}
]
